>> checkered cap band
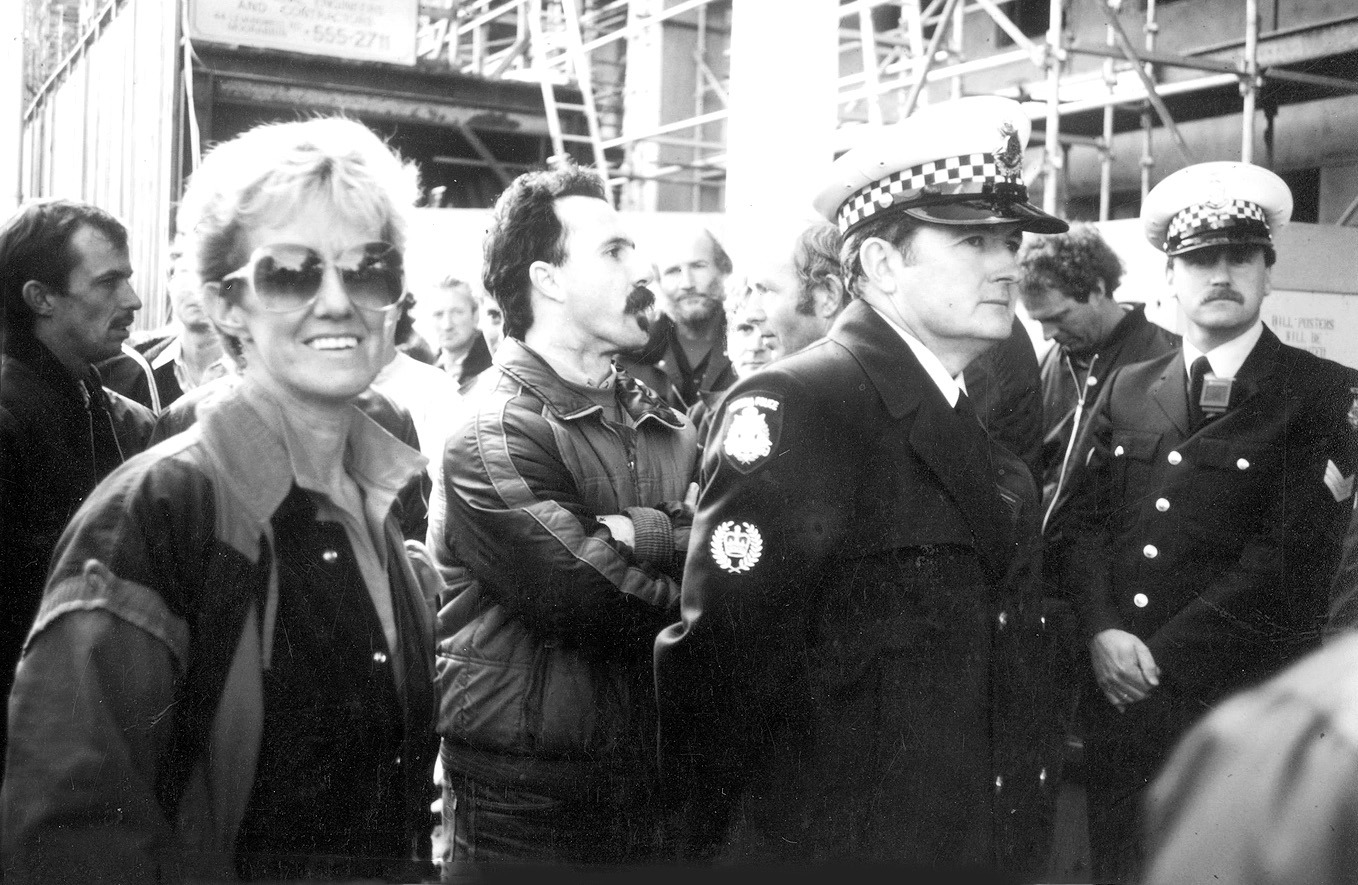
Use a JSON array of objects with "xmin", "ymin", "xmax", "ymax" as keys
[
  {"xmin": 836, "ymin": 153, "xmax": 1002, "ymax": 235},
  {"xmin": 1166, "ymin": 200, "xmax": 1269, "ymax": 251}
]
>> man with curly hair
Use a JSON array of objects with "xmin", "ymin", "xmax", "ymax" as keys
[{"xmin": 1019, "ymin": 223, "xmax": 1179, "ymax": 532}]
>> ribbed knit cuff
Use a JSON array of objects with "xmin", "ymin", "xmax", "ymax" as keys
[{"xmin": 623, "ymin": 506, "xmax": 674, "ymax": 564}]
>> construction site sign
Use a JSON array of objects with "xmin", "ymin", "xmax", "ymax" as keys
[{"xmin": 189, "ymin": 0, "xmax": 418, "ymax": 66}]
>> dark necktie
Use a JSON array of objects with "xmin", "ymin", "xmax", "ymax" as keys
[
  {"xmin": 1187, "ymin": 355, "xmax": 1211, "ymax": 433},
  {"xmin": 955, "ymin": 391, "xmax": 981, "ymax": 427}
]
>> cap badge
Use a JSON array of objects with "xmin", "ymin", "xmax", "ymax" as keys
[
  {"xmin": 710, "ymin": 521, "xmax": 764, "ymax": 574},
  {"xmin": 993, "ymin": 122, "xmax": 1023, "ymax": 181},
  {"xmin": 1206, "ymin": 176, "xmax": 1228, "ymax": 209}
]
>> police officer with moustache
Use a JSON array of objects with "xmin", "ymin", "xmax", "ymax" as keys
[
  {"xmin": 654, "ymin": 96, "xmax": 1068, "ymax": 876},
  {"xmin": 1063, "ymin": 162, "xmax": 1358, "ymax": 883}
]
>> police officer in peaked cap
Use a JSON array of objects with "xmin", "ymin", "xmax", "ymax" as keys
[
  {"xmin": 654, "ymin": 95, "xmax": 1068, "ymax": 877},
  {"xmin": 1061, "ymin": 160, "xmax": 1358, "ymax": 883}
]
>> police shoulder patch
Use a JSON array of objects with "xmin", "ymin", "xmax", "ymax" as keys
[
  {"xmin": 710, "ymin": 520, "xmax": 764, "ymax": 574},
  {"xmin": 717, "ymin": 392, "xmax": 783, "ymax": 474}
]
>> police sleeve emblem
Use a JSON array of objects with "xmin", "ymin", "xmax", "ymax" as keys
[
  {"xmin": 718, "ymin": 393, "xmax": 783, "ymax": 474},
  {"xmin": 711, "ymin": 521, "xmax": 764, "ymax": 574}
]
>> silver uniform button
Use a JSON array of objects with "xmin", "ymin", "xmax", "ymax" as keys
[
  {"xmin": 1039, "ymin": 767, "xmax": 1048, "ymax": 786},
  {"xmin": 1237, "ymin": 458, "xmax": 1250, "ymax": 470},
  {"xmin": 994, "ymin": 775, "xmax": 1004, "ymax": 793},
  {"xmin": 321, "ymin": 549, "xmax": 339, "ymax": 564},
  {"xmin": 373, "ymin": 651, "xmax": 388, "ymax": 664},
  {"xmin": 1143, "ymin": 544, "xmax": 1158, "ymax": 559},
  {"xmin": 1114, "ymin": 445, "xmax": 1125, "ymax": 457},
  {"xmin": 997, "ymin": 611, "xmax": 1008, "ymax": 630},
  {"xmin": 1155, "ymin": 498, "xmax": 1170, "ymax": 512},
  {"xmin": 1134, "ymin": 593, "xmax": 1150, "ymax": 608},
  {"xmin": 1167, "ymin": 451, "xmax": 1182, "ymax": 465}
]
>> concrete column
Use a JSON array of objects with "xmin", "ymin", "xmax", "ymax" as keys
[{"xmin": 724, "ymin": 0, "xmax": 838, "ymax": 261}]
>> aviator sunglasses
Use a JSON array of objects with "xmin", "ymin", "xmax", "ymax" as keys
[{"xmin": 221, "ymin": 242, "xmax": 404, "ymax": 313}]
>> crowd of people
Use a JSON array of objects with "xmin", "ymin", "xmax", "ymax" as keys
[{"xmin": 2, "ymin": 94, "xmax": 1357, "ymax": 885}]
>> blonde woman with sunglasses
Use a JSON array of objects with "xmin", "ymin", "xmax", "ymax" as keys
[{"xmin": 1, "ymin": 117, "xmax": 441, "ymax": 884}]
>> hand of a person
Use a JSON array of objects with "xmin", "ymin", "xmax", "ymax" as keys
[
  {"xmin": 596, "ymin": 513, "xmax": 636, "ymax": 550},
  {"xmin": 1090, "ymin": 628, "xmax": 1161, "ymax": 711}
]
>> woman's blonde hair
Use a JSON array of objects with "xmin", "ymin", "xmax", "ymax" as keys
[{"xmin": 176, "ymin": 116, "xmax": 420, "ymax": 356}]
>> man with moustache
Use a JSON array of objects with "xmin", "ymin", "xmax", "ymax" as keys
[
  {"xmin": 1062, "ymin": 162, "xmax": 1358, "ymax": 883},
  {"xmin": 100, "ymin": 238, "xmax": 230, "ymax": 412},
  {"xmin": 0, "ymin": 198, "xmax": 155, "ymax": 777},
  {"xmin": 623, "ymin": 225, "xmax": 737, "ymax": 411},
  {"xmin": 654, "ymin": 96, "xmax": 1067, "ymax": 875},
  {"xmin": 429, "ymin": 162, "xmax": 698, "ymax": 866}
]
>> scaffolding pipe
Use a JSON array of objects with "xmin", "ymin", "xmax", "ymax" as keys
[
  {"xmin": 691, "ymin": 0, "xmax": 708, "ymax": 208},
  {"xmin": 1241, "ymin": 0, "xmax": 1259, "ymax": 163},
  {"xmin": 858, "ymin": 5, "xmax": 884, "ymax": 126},
  {"xmin": 1100, "ymin": 2, "xmax": 1120, "ymax": 221},
  {"xmin": 1051, "ymin": 72, "xmax": 1240, "ymax": 115},
  {"xmin": 600, "ymin": 108, "xmax": 730, "ymax": 151},
  {"xmin": 841, "ymin": 47, "xmax": 1030, "ymax": 95},
  {"xmin": 950, "ymin": 0, "xmax": 964, "ymax": 100},
  {"xmin": 1141, "ymin": 0, "xmax": 1157, "ymax": 199},
  {"xmin": 1094, "ymin": 0, "xmax": 1195, "ymax": 167},
  {"xmin": 902, "ymin": 0, "xmax": 964, "ymax": 118},
  {"xmin": 1042, "ymin": 0, "xmax": 1064, "ymax": 215}
]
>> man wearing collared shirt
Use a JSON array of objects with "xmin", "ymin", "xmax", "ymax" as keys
[
  {"xmin": 1062, "ymin": 162, "xmax": 1358, "ymax": 884},
  {"xmin": 424, "ymin": 275, "xmax": 493, "ymax": 395},
  {"xmin": 654, "ymin": 96, "xmax": 1068, "ymax": 876}
]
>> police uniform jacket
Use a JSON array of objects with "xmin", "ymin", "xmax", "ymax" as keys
[
  {"xmin": 654, "ymin": 299, "xmax": 1057, "ymax": 871},
  {"xmin": 1066, "ymin": 326, "xmax": 1358, "ymax": 704}
]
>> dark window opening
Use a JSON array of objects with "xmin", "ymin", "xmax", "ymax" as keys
[{"xmin": 997, "ymin": 0, "xmax": 1051, "ymax": 47}]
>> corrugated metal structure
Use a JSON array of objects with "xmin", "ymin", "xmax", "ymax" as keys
[{"xmin": 22, "ymin": 0, "xmax": 180, "ymax": 328}]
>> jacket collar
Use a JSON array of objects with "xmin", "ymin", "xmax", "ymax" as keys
[
  {"xmin": 1149, "ymin": 325, "xmax": 1278, "ymax": 435},
  {"xmin": 195, "ymin": 380, "xmax": 425, "ymax": 562},
  {"xmin": 826, "ymin": 299, "xmax": 929, "ymax": 421},
  {"xmin": 827, "ymin": 299, "xmax": 1014, "ymax": 583},
  {"xmin": 2, "ymin": 331, "xmax": 95, "ymax": 406},
  {"xmin": 494, "ymin": 337, "xmax": 687, "ymax": 430}
]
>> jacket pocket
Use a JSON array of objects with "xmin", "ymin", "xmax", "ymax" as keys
[{"xmin": 436, "ymin": 598, "xmax": 603, "ymax": 757}]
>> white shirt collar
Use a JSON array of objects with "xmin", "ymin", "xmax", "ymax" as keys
[
  {"xmin": 1182, "ymin": 319, "xmax": 1264, "ymax": 380},
  {"xmin": 869, "ymin": 306, "xmax": 965, "ymax": 407}
]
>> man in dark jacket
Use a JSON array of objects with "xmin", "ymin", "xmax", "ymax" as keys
[
  {"xmin": 0, "ymin": 198, "xmax": 155, "ymax": 777},
  {"xmin": 621, "ymin": 225, "xmax": 737, "ymax": 412},
  {"xmin": 98, "ymin": 241, "xmax": 229, "ymax": 413},
  {"xmin": 1063, "ymin": 162, "xmax": 1358, "ymax": 883},
  {"xmin": 1019, "ymin": 222, "xmax": 1180, "ymax": 536},
  {"xmin": 426, "ymin": 275, "xmax": 494, "ymax": 394},
  {"xmin": 429, "ymin": 162, "xmax": 697, "ymax": 867},
  {"xmin": 654, "ymin": 95, "xmax": 1068, "ymax": 877}
]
